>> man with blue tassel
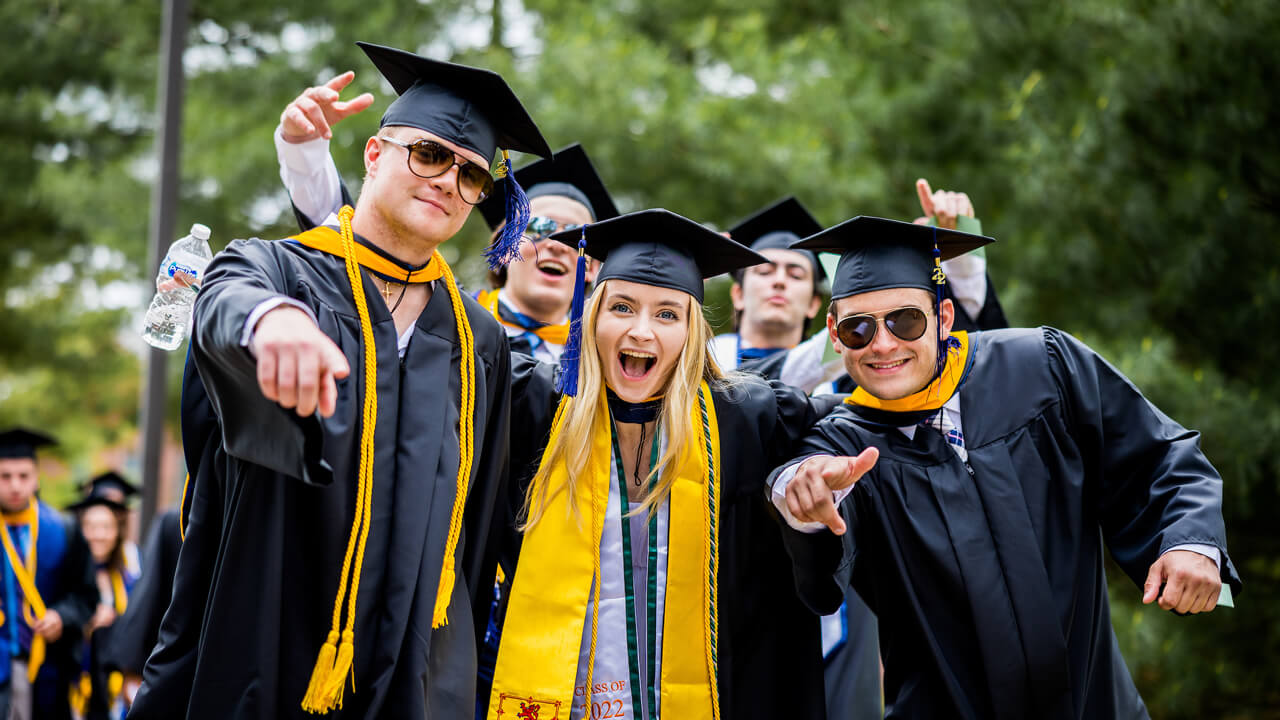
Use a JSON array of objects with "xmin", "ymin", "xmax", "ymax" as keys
[{"xmin": 130, "ymin": 42, "xmax": 551, "ymax": 720}]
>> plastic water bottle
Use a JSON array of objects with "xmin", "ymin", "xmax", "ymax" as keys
[{"xmin": 142, "ymin": 223, "xmax": 213, "ymax": 351}]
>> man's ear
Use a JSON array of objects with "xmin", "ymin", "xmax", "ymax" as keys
[
  {"xmin": 729, "ymin": 282, "xmax": 745, "ymax": 313},
  {"xmin": 938, "ymin": 297, "xmax": 955, "ymax": 339},
  {"xmin": 805, "ymin": 292, "xmax": 823, "ymax": 320},
  {"xmin": 826, "ymin": 311, "xmax": 843, "ymax": 354},
  {"xmin": 363, "ymin": 135, "xmax": 382, "ymax": 176}
]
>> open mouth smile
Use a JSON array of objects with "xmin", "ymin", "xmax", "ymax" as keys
[
  {"xmin": 536, "ymin": 259, "xmax": 569, "ymax": 278},
  {"xmin": 618, "ymin": 350, "xmax": 657, "ymax": 379}
]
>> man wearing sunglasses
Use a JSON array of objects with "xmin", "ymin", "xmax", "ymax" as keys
[
  {"xmin": 131, "ymin": 43, "xmax": 552, "ymax": 720},
  {"xmin": 276, "ymin": 74, "xmax": 614, "ymax": 364},
  {"xmin": 768, "ymin": 217, "xmax": 1240, "ymax": 720}
]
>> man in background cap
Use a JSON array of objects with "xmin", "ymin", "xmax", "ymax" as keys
[
  {"xmin": 0, "ymin": 429, "xmax": 96, "ymax": 720},
  {"xmin": 131, "ymin": 42, "xmax": 552, "ymax": 719}
]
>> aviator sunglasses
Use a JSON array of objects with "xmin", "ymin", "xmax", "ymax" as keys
[
  {"xmin": 377, "ymin": 136, "xmax": 495, "ymax": 205},
  {"xmin": 524, "ymin": 216, "xmax": 584, "ymax": 241},
  {"xmin": 835, "ymin": 307, "xmax": 931, "ymax": 349}
]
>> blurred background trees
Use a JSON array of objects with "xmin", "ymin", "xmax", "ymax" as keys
[{"xmin": 1, "ymin": 0, "xmax": 1276, "ymax": 714}]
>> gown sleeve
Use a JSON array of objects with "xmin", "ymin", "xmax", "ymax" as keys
[
  {"xmin": 190, "ymin": 240, "xmax": 332, "ymax": 486},
  {"xmin": 275, "ymin": 128, "xmax": 350, "ymax": 230},
  {"xmin": 500, "ymin": 353, "xmax": 562, "ymax": 571},
  {"xmin": 759, "ymin": 382, "xmax": 857, "ymax": 614},
  {"xmin": 1044, "ymin": 327, "xmax": 1243, "ymax": 595}
]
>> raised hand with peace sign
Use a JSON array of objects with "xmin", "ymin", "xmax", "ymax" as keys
[{"xmin": 280, "ymin": 71, "xmax": 376, "ymax": 144}]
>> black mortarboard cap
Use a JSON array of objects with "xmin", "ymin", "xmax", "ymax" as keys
[
  {"xmin": 478, "ymin": 144, "xmax": 620, "ymax": 230},
  {"xmin": 65, "ymin": 493, "xmax": 129, "ymax": 514},
  {"xmin": 358, "ymin": 42, "xmax": 552, "ymax": 165},
  {"xmin": 77, "ymin": 471, "xmax": 140, "ymax": 504},
  {"xmin": 550, "ymin": 209, "xmax": 767, "ymax": 304},
  {"xmin": 547, "ymin": 209, "xmax": 767, "ymax": 396},
  {"xmin": 0, "ymin": 428, "xmax": 56, "ymax": 460},
  {"xmin": 728, "ymin": 197, "xmax": 826, "ymax": 281},
  {"xmin": 791, "ymin": 216, "xmax": 993, "ymax": 300}
]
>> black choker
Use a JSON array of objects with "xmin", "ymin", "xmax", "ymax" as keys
[{"xmin": 606, "ymin": 389, "xmax": 661, "ymax": 424}]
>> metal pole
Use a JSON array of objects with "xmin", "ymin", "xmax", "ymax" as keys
[{"xmin": 139, "ymin": 0, "xmax": 189, "ymax": 538}]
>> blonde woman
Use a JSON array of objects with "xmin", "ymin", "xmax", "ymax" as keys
[{"xmin": 490, "ymin": 209, "xmax": 875, "ymax": 720}]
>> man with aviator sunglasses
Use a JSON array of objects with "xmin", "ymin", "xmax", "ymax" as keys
[
  {"xmin": 768, "ymin": 216, "xmax": 1239, "ymax": 720},
  {"xmin": 132, "ymin": 43, "xmax": 553, "ymax": 720},
  {"xmin": 277, "ymin": 72, "xmax": 615, "ymax": 364}
]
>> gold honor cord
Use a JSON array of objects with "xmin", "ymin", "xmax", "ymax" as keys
[
  {"xmin": 1, "ymin": 504, "xmax": 48, "ymax": 683},
  {"xmin": 299, "ymin": 207, "xmax": 477, "ymax": 714}
]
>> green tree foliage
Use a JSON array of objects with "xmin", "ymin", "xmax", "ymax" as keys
[{"xmin": 1, "ymin": 0, "xmax": 1275, "ymax": 714}]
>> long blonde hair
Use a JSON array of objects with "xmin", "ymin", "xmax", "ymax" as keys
[{"xmin": 522, "ymin": 280, "xmax": 727, "ymax": 528}]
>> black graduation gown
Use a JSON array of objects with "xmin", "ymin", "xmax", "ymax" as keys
[
  {"xmin": 129, "ymin": 236, "xmax": 513, "ymax": 720},
  {"xmin": 509, "ymin": 357, "xmax": 843, "ymax": 720},
  {"xmin": 774, "ymin": 327, "xmax": 1242, "ymax": 720}
]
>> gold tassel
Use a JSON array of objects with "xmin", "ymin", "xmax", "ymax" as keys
[
  {"xmin": 319, "ymin": 629, "xmax": 356, "ymax": 710},
  {"xmin": 433, "ymin": 559, "xmax": 455, "ymax": 627},
  {"xmin": 301, "ymin": 631, "xmax": 338, "ymax": 713}
]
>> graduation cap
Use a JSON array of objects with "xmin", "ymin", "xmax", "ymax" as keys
[
  {"xmin": 477, "ymin": 143, "xmax": 620, "ymax": 230},
  {"xmin": 791, "ymin": 216, "xmax": 993, "ymax": 301},
  {"xmin": 65, "ymin": 491, "xmax": 128, "ymax": 515},
  {"xmin": 0, "ymin": 428, "xmax": 56, "ymax": 460},
  {"xmin": 727, "ymin": 196, "xmax": 826, "ymax": 281},
  {"xmin": 76, "ymin": 470, "xmax": 140, "ymax": 506},
  {"xmin": 547, "ymin": 208, "xmax": 768, "ymax": 395},
  {"xmin": 356, "ymin": 41, "xmax": 553, "ymax": 269}
]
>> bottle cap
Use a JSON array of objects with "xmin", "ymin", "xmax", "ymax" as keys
[{"xmin": 190, "ymin": 223, "xmax": 211, "ymax": 241}]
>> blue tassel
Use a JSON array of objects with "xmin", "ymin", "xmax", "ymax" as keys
[
  {"xmin": 554, "ymin": 228, "xmax": 589, "ymax": 397},
  {"xmin": 930, "ymin": 227, "xmax": 949, "ymax": 380},
  {"xmin": 483, "ymin": 151, "xmax": 532, "ymax": 270}
]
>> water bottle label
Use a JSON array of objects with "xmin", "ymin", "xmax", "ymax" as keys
[{"xmin": 166, "ymin": 261, "xmax": 200, "ymax": 280}]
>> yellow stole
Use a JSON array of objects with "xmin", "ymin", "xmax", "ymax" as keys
[
  {"xmin": 489, "ymin": 382, "xmax": 723, "ymax": 720},
  {"xmin": 1, "ymin": 503, "xmax": 48, "ymax": 683},
  {"xmin": 290, "ymin": 209, "xmax": 478, "ymax": 713},
  {"xmin": 846, "ymin": 331, "xmax": 971, "ymax": 413},
  {"xmin": 475, "ymin": 288, "xmax": 570, "ymax": 346}
]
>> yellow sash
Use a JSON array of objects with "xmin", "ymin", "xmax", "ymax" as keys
[
  {"xmin": 489, "ymin": 383, "xmax": 722, "ymax": 720},
  {"xmin": 476, "ymin": 288, "xmax": 570, "ymax": 345},
  {"xmin": 846, "ymin": 331, "xmax": 971, "ymax": 413},
  {"xmin": 1, "ymin": 503, "xmax": 48, "ymax": 684}
]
